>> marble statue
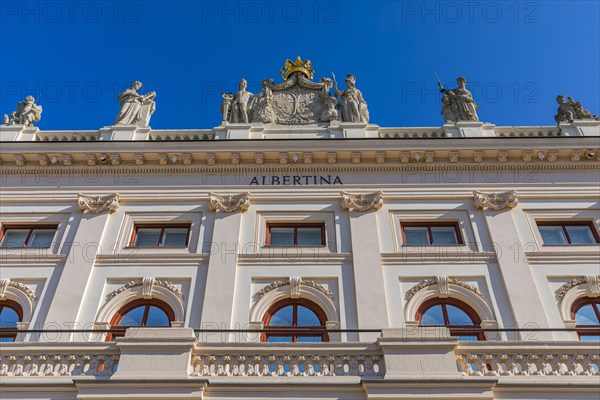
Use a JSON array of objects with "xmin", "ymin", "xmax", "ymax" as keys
[
  {"xmin": 3, "ymin": 96, "xmax": 43, "ymax": 127},
  {"xmin": 252, "ymin": 79, "xmax": 277, "ymax": 123},
  {"xmin": 114, "ymin": 81, "xmax": 156, "ymax": 126},
  {"xmin": 320, "ymin": 77, "xmax": 338, "ymax": 122},
  {"xmin": 554, "ymin": 95, "xmax": 576, "ymax": 123},
  {"xmin": 563, "ymin": 96, "xmax": 600, "ymax": 121},
  {"xmin": 229, "ymin": 79, "xmax": 254, "ymax": 123},
  {"xmin": 333, "ymin": 73, "xmax": 369, "ymax": 123},
  {"xmin": 220, "ymin": 92, "xmax": 234, "ymax": 122},
  {"xmin": 440, "ymin": 76, "xmax": 479, "ymax": 122}
]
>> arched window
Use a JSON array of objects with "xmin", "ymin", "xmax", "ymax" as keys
[
  {"xmin": 417, "ymin": 298, "xmax": 484, "ymax": 341},
  {"xmin": 572, "ymin": 298, "xmax": 600, "ymax": 341},
  {"xmin": 107, "ymin": 299, "xmax": 175, "ymax": 341},
  {"xmin": 0, "ymin": 300, "xmax": 23, "ymax": 342},
  {"xmin": 262, "ymin": 299, "xmax": 328, "ymax": 343}
]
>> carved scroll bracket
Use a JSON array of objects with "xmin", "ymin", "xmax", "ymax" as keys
[
  {"xmin": 473, "ymin": 190, "xmax": 518, "ymax": 211},
  {"xmin": 209, "ymin": 192, "xmax": 250, "ymax": 213},
  {"xmin": 77, "ymin": 193, "xmax": 120, "ymax": 214},
  {"xmin": 341, "ymin": 191, "xmax": 383, "ymax": 212}
]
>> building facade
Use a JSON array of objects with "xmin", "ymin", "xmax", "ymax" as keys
[{"xmin": 1, "ymin": 61, "xmax": 600, "ymax": 399}]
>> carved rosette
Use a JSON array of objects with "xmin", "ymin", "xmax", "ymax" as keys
[
  {"xmin": 209, "ymin": 192, "xmax": 250, "ymax": 213},
  {"xmin": 106, "ymin": 278, "xmax": 183, "ymax": 301},
  {"xmin": 473, "ymin": 190, "xmax": 518, "ymax": 211},
  {"xmin": 341, "ymin": 191, "xmax": 383, "ymax": 212},
  {"xmin": 253, "ymin": 278, "xmax": 334, "ymax": 302},
  {"xmin": 0, "ymin": 278, "xmax": 37, "ymax": 301},
  {"xmin": 77, "ymin": 193, "xmax": 120, "ymax": 214},
  {"xmin": 404, "ymin": 276, "xmax": 485, "ymax": 301},
  {"xmin": 555, "ymin": 276, "xmax": 600, "ymax": 301}
]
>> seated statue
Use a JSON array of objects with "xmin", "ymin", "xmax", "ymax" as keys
[
  {"xmin": 3, "ymin": 96, "xmax": 43, "ymax": 127},
  {"xmin": 253, "ymin": 79, "xmax": 277, "ymax": 123},
  {"xmin": 568, "ymin": 96, "xmax": 600, "ymax": 121},
  {"xmin": 554, "ymin": 95, "xmax": 577, "ymax": 123},
  {"xmin": 114, "ymin": 81, "xmax": 156, "ymax": 126},
  {"xmin": 440, "ymin": 77, "xmax": 479, "ymax": 122}
]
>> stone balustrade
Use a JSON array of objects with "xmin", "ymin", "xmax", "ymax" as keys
[
  {"xmin": 190, "ymin": 343, "xmax": 384, "ymax": 377},
  {"xmin": 0, "ymin": 343, "xmax": 119, "ymax": 378},
  {"xmin": 455, "ymin": 342, "xmax": 600, "ymax": 377}
]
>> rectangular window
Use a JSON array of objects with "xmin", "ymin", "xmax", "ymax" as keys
[
  {"xmin": 0, "ymin": 225, "xmax": 57, "ymax": 248},
  {"xmin": 266, "ymin": 223, "xmax": 326, "ymax": 246},
  {"xmin": 537, "ymin": 222, "xmax": 599, "ymax": 245},
  {"xmin": 402, "ymin": 222, "xmax": 463, "ymax": 245},
  {"xmin": 129, "ymin": 224, "xmax": 191, "ymax": 247}
]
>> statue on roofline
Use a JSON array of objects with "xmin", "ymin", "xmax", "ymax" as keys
[{"xmin": 3, "ymin": 95, "xmax": 43, "ymax": 127}]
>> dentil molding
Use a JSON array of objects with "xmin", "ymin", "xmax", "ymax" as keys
[
  {"xmin": 473, "ymin": 190, "xmax": 518, "ymax": 211},
  {"xmin": 77, "ymin": 193, "xmax": 120, "ymax": 214},
  {"xmin": 209, "ymin": 192, "xmax": 250, "ymax": 212},
  {"xmin": 341, "ymin": 191, "xmax": 383, "ymax": 212}
]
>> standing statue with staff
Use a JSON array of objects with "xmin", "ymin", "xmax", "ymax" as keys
[{"xmin": 333, "ymin": 73, "xmax": 369, "ymax": 123}]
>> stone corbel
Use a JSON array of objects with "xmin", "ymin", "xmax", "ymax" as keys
[
  {"xmin": 473, "ymin": 190, "xmax": 518, "ymax": 211},
  {"xmin": 209, "ymin": 192, "xmax": 250, "ymax": 213},
  {"xmin": 77, "ymin": 193, "xmax": 120, "ymax": 214},
  {"xmin": 341, "ymin": 191, "xmax": 383, "ymax": 212}
]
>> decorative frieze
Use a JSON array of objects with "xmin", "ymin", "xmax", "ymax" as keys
[
  {"xmin": 209, "ymin": 192, "xmax": 250, "ymax": 212},
  {"xmin": 341, "ymin": 191, "xmax": 383, "ymax": 212},
  {"xmin": 405, "ymin": 277, "xmax": 485, "ymax": 301},
  {"xmin": 253, "ymin": 278, "xmax": 334, "ymax": 302},
  {"xmin": 473, "ymin": 190, "xmax": 518, "ymax": 211},
  {"xmin": 106, "ymin": 278, "xmax": 183, "ymax": 301},
  {"xmin": 555, "ymin": 276, "xmax": 600, "ymax": 301},
  {"xmin": 0, "ymin": 279, "xmax": 37, "ymax": 301},
  {"xmin": 77, "ymin": 193, "xmax": 120, "ymax": 214}
]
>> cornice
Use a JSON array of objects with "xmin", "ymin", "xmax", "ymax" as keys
[
  {"xmin": 525, "ymin": 251, "xmax": 600, "ymax": 264},
  {"xmin": 237, "ymin": 252, "xmax": 351, "ymax": 266},
  {"xmin": 381, "ymin": 252, "xmax": 497, "ymax": 265}
]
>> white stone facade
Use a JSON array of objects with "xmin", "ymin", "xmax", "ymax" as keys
[{"xmin": 1, "ymin": 120, "xmax": 599, "ymax": 399}]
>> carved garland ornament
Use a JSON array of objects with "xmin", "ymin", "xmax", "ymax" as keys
[
  {"xmin": 106, "ymin": 278, "xmax": 183, "ymax": 301},
  {"xmin": 404, "ymin": 276, "xmax": 485, "ymax": 301},
  {"xmin": 253, "ymin": 278, "xmax": 334, "ymax": 302},
  {"xmin": 341, "ymin": 191, "xmax": 383, "ymax": 212},
  {"xmin": 0, "ymin": 279, "xmax": 37, "ymax": 301},
  {"xmin": 209, "ymin": 192, "xmax": 250, "ymax": 213},
  {"xmin": 473, "ymin": 190, "xmax": 518, "ymax": 211},
  {"xmin": 77, "ymin": 193, "xmax": 120, "ymax": 214},
  {"xmin": 555, "ymin": 276, "xmax": 600, "ymax": 301}
]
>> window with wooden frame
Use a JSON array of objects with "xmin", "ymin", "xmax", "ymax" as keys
[
  {"xmin": 262, "ymin": 299, "xmax": 328, "ymax": 343},
  {"xmin": 129, "ymin": 224, "xmax": 191, "ymax": 248},
  {"xmin": 571, "ymin": 298, "xmax": 600, "ymax": 341},
  {"xmin": 401, "ymin": 222, "xmax": 463, "ymax": 245},
  {"xmin": 417, "ymin": 298, "xmax": 484, "ymax": 341},
  {"xmin": 0, "ymin": 225, "xmax": 58, "ymax": 248},
  {"xmin": 537, "ymin": 221, "xmax": 600, "ymax": 245},
  {"xmin": 265, "ymin": 223, "xmax": 326, "ymax": 246},
  {"xmin": 0, "ymin": 300, "xmax": 23, "ymax": 342},
  {"xmin": 107, "ymin": 298, "xmax": 175, "ymax": 341}
]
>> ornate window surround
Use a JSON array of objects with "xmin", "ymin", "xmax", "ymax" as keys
[
  {"xmin": 555, "ymin": 276, "xmax": 600, "ymax": 326},
  {"xmin": 114, "ymin": 211, "xmax": 203, "ymax": 256},
  {"xmin": 95, "ymin": 277, "xmax": 185, "ymax": 335},
  {"xmin": 403, "ymin": 276, "xmax": 497, "ymax": 337},
  {"xmin": 249, "ymin": 277, "xmax": 340, "ymax": 342},
  {"xmin": 0, "ymin": 278, "xmax": 38, "ymax": 335}
]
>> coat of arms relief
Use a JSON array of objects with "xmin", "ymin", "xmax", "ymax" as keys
[{"xmin": 220, "ymin": 57, "xmax": 369, "ymax": 125}]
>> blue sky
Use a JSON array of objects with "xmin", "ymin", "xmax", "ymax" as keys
[{"xmin": 1, "ymin": 0, "xmax": 599, "ymax": 130}]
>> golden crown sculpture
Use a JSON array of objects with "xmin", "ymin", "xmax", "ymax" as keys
[{"xmin": 280, "ymin": 56, "xmax": 314, "ymax": 80}]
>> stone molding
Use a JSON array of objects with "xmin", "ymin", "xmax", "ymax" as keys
[
  {"xmin": 77, "ymin": 193, "xmax": 120, "ymax": 214},
  {"xmin": 253, "ymin": 277, "xmax": 334, "ymax": 302},
  {"xmin": 0, "ymin": 278, "xmax": 37, "ymax": 301},
  {"xmin": 555, "ymin": 276, "xmax": 600, "ymax": 301},
  {"xmin": 473, "ymin": 190, "xmax": 518, "ymax": 211},
  {"xmin": 341, "ymin": 191, "xmax": 383, "ymax": 212},
  {"xmin": 106, "ymin": 278, "xmax": 184, "ymax": 301},
  {"xmin": 208, "ymin": 192, "xmax": 250, "ymax": 213},
  {"xmin": 404, "ymin": 276, "xmax": 485, "ymax": 302}
]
